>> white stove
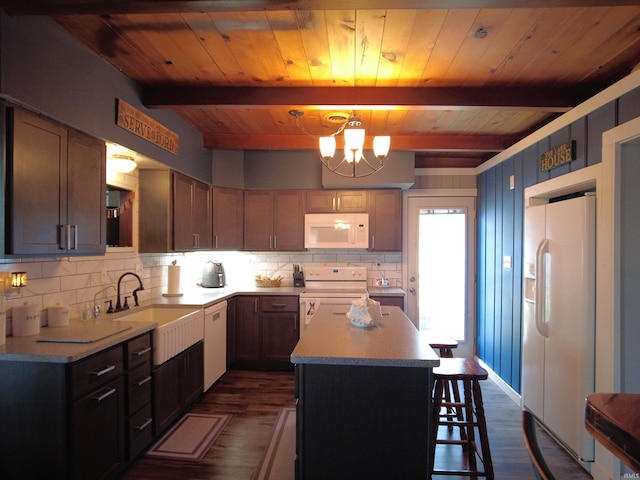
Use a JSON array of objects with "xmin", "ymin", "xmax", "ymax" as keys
[{"xmin": 299, "ymin": 266, "xmax": 368, "ymax": 334}]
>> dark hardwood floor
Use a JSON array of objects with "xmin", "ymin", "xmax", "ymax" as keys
[{"xmin": 122, "ymin": 369, "xmax": 592, "ymax": 480}]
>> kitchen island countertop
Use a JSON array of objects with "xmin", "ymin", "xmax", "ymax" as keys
[{"xmin": 291, "ymin": 305, "xmax": 439, "ymax": 368}]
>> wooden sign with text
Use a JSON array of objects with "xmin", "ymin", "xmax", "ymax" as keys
[
  {"xmin": 540, "ymin": 140, "xmax": 575, "ymax": 172},
  {"xmin": 116, "ymin": 99, "xmax": 179, "ymax": 154}
]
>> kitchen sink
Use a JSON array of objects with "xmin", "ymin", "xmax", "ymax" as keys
[{"xmin": 115, "ymin": 306, "xmax": 204, "ymax": 366}]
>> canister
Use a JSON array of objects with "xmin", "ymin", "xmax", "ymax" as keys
[
  {"xmin": 12, "ymin": 303, "xmax": 40, "ymax": 336},
  {"xmin": 48, "ymin": 303, "xmax": 70, "ymax": 327}
]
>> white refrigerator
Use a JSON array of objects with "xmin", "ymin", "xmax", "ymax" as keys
[{"xmin": 522, "ymin": 193, "xmax": 595, "ymax": 462}]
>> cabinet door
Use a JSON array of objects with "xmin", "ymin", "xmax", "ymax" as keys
[
  {"xmin": 306, "ymin": 190, "xmax": 336, "ymax": 212},
  {"xmin": 368, "ymin": 189, "xmax": 402, "ymax": 251},
  {"xmin": 244, "ymin": 191, "xmax": 273, "ymax": 250},
  {"xmin": 337, "ymin": 190, "xmax": 368, "ymax": 212},
  {"xmin": 152, "ymin": 358, "xmax": 181, "ymax": 435},
  {"xmin": 262, "ymin": 312, "xmax": 299, "ymax": 363},
  {"xmin": 71, "ymin": 377, "xmax": 126, "ymax": 480},
  {"xmin": 180, "ymin": 342, "xmax": 204, "ymax": 407},
  {"xmin": 192, "ymin": 180, "xmax": 212, "ymax": 249},
  {"xmin": 235, "ymin": 296, "xmax": 261, "ymax": 361},
  {"xmin": 8, "ymin": 108, "xmax": 67, "ymax": 254},
  {"xmin": 67, "ymin": 129, "xmax": 106, "ymax": 255},
  {"xmin": 273, "ymin": 190, "xmax": 305, "ymax": 251},
  {"xmin": 212, "ymin": 187, "xmax": 244, "ymax": 250},
  {"xmin": 173, "ymin": 172, "xmax": 196, "ymax": 250}
]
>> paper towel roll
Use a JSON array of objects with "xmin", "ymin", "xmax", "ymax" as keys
[
  {"xmin": 167, "ymin": 265, "xmax": 181, "ymax": 295},
  {"xmin": 48, "ymin": 303, "xmax": 70, "ymax": 327},
  {"xmin": 12, "ymin": 303, "xmax": 40, "ymax": 336}
]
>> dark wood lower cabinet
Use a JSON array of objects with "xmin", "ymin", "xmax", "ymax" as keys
[
  {"xmin": 153, "ymin": 341, "xmax": 204, "ymax": 435},
  {"xmin": 71, "ymin": 377, "xmax": 126, "ymax": 480}
]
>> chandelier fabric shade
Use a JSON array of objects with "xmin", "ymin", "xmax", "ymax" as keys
[{"xmin": 290, "ymin": 110, "xmax": 391, "ymax": 178}]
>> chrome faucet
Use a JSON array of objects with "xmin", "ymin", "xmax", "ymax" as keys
[
  {"xmin": 93, "ymin": 285, "xmax": 116, "ymax": 318},
  {"xmin": 115, "ymin": 272, "xmax": 144, "ymax": 312}
]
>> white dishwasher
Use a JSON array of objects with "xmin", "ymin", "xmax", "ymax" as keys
[{"xmin": 204, "ymin": 301, "xmax": 227, "ymax": 391}]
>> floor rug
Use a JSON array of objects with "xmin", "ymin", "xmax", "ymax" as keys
[
  {"xmin": 253, "ymin": 408, "xmax": 296, "ymax": 480},
  {"xmin": 146, "ymin": 413, "xmax": 232, "ymax": 462}
]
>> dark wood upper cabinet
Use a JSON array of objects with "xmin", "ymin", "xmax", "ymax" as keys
[
  {"xmin": 139, "ymin": 170, "xmax": 211, "ymax": 252},
  {"xmin": 306, "ymin": 190, "xmax": 367, "ymax": 213},
  {"xmin": 211, "ymin": 187, "xmax": 244, "ymax": 250},
  {"xmin": 368, "ymin": 189, "xmax": 402, "ymax": 252},
  {"xmin": 6, "ymin": 107, "xmax": 106, "ymax": 256},
  {"xmin": 244, "ymin": 190, "xmax": 305, "ymax": 251}
]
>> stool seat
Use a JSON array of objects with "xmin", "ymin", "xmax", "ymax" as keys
[
  {"xmin": 427, "ymin": 336, "xmax": 459, "ymax": 358},
  {"xmin": 434, "ymin": 357, "xmax": 488, "ymax": 379},
  {"xmin": 431, "ymin": 358, "xmax": 494, "ymax": 479}
]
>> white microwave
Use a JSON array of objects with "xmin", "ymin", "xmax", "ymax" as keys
[{"xmin": 304, "ymin": 213, "xmax": 369, "ymax": 249}]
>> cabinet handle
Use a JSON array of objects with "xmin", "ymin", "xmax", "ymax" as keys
[
  {"xmin": 294, "ymin": 314, "xmax": 297, "ymax": 331},
  {"xmin": 91, "ymin": 387, "xmax": 116, "ymax": 402},
  {"xmin": 269, "ymin": 236, "xmax": 273, "ymax": 249},
  {"xmin": 270, "ymin": 303, "xmax": 287, "ymax": 309},
  {"xmin": 133, "ymin": 347, "xmax": 151, "ymax": 357},
  {"xmin": 254, "ymin": 298, "xmax": 258, "ymax": 314},
  {"xmin": 332, "ymin": 197, "xmax": 336, "ymax": 211},
  {"xmin": 192, "ymin": 233, "xmax": 199, "ymax": 248},
  {"xmin": 214, "ymin": 235, "xmax": 218, "ymax": 249},
  {"xmin": 136, "ymin": 375, "xmax": 152, "ymax": 387},
  {"xmin": 273, "ymin": 236, "xmax": 277, "ymax": 249},
  {"xmin": 70, "ymin": 224, "xmax": 78, "ymax": 250},
  {"xmin": 212, "ymin": 312, "xmax": 221, "ymax": 321},
  {"xmin": 134, "ymin": 418, "xmax": 153, "ymax": 431},
  {"xmin": 337, "ymin": 197, "xmax": 341, "ymax": 210},
  {"xmin": 90, "ymin": 364, "xmax": 116, "ymax": 377},
  {"xmin": 371, "ymin": 235, "xmax": 375, "ymax": 249}
]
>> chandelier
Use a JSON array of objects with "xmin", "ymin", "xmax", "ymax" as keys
[{"xmin": 289, "ymin": 110, "xmax": 391, "ymax": 178}]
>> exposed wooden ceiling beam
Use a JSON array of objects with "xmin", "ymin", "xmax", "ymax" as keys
[
  {"xmin": 1, "ymin": 0, "xmax": 637, "ymax": 15},
  {"xmin": 143, "ymin": 86, "xmax": 594, "ymax": 112},
  {"xmin": 202, "ymin": 133, "xmax": 518, "ymax": 151}
]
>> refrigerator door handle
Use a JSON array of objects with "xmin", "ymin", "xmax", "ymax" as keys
[{"xmin": 535, "ymin": 238, "xmax": 549, "ymax": 338}]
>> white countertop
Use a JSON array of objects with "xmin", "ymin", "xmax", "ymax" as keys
[{"xmin": 290, "ymin": 306, "xmax": 440, "ymax": 368}]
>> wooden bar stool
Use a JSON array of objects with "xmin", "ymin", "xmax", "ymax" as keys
[
  {"xmin": 431, "ymin": 357, "xmax": 494, "ymax": 479},
  {"xmin": 427, "ymin": 336, "xmax": 463, "ymax": 434}
]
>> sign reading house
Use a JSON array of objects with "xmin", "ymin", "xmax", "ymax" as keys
[
  {"xmin": 540, "ymin": 140, "xmax": 575, "ymax": 172},
  {"xmin": 116, "ymin": 99, "xmax": 179, "ymax": 154}
]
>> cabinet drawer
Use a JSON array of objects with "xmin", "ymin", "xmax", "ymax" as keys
[
  {"xmin": 261, "ymin": 296, "xmax": 298, "ymax": 312},
  {"xmin": 128, "ymin": 366, "xmax": 152, "ymax": 415},
  {"xmin": 127, "ymin": 334, "xmax": 152, "ymax": 371},
  {"xmin": 70, "ymin": 346, "xmax": 124, "ymax": 399},
  {"xmin": 128, "ymin": 402, "xmax": 153, "ymax": 460}
]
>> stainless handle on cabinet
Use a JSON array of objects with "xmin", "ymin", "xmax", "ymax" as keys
[
  {"xmin": 269, "ymin": 236, "xmax": 273, "ymax": 249},
  {"xmin": 371, "ymin": 236, "xmax": 375, "ymax": 249},
  {"xmin": 214, "ymin": 235, "xmax": 218, "ymax": 249},
  {"xmin": 337, "ymin": 197, "xmax": 341, "ymax": 210},
  {"xmin": 133, "ymin": 347, "xmax": 151, "ymax": 357},
  {"xmin": 254, "ymin": 298, "xmax": 259, "ymax": 313},
  {"xmin": 212, "ymin": 312, "xmax": 221, "ymax": 321},
  {"xmin": 409, "ymin": 288, "xmax": 416, "ymax": 295},
  {"xmin": 332, "ymin": 197, "xmax": 336, "ymax": 210},
  {"xmin": 134, "ymin": 418, "xmax": 153, "ymax": 431},
  {"xmin": 90, "ymin": 364, "xmax": 116, "ymax": 377},
  {"xmin": 270, "ymin": 303, "xmax": 287, "ymax": 309},
  {"xmin": 273, "ymin": 236, "xmax": 277, "ymax": 249},
  {"xmin": 294, "ymin": 314, "xmax": 297, "ymax": 331},
  {"xmin": 91, "ymin": 387, "xmax": 116, "ymax": 402},
  {"xmin": 70, "ymin": 224, "xmax": 78, "ymax": 250},
  {"xmin": 192, "ymin": 233, "xmax": 199, "ymax": 248},
  {"xmin": 136, "ymin": 375, "xmax": 152, "ymax": 387}
]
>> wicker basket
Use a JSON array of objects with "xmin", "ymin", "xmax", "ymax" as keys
[{"xmin": 255, "ymin": 278, "xmax": 282, "ymax": 287}]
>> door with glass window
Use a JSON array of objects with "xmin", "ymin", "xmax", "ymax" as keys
[{"xmin": 406, "ymin": 196, "xmax": 476, "ymax": 358}]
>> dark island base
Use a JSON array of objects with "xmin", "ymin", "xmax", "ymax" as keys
[{"xmin": 295, "ymin": 363, "xmax": 433, "ymax": 480}]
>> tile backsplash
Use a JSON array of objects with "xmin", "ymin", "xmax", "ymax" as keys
[{"xmin": 0, "ymin": 248, "xmax": 402, "ymax": 334}]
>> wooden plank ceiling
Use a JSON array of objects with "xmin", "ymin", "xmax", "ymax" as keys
[{"xmin": 2, "ymin": 0, "xmax": 640, "ymax": 167}]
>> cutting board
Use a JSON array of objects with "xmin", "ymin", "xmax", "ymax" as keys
[{"xmin": 36, "ymin": 322, "xmax": 132, "ymax": 343}]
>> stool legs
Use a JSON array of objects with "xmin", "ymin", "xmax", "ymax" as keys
[{"xmin": 432, "ymin": 376, "xmax": 494, "ymax": 479}]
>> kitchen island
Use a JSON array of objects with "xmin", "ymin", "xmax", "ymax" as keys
[{"xmin": 291, "ymin": 305, "xmax": 440, "ymax": 480}]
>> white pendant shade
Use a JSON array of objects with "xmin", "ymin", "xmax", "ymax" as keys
[
  {"xmin": 108, "ymin": 155, "xmax": 137, "ymax": 173},
  {"xmin": 344, "ymin": 128, "xmax": 365, "ymax": 152},
  {"xmin": 373, "ymin": 136, "xmax": 391, "ymax": 158},
  {"xmin": 319, "ymin": 136, "xmax": 336, "ymax": 158}
]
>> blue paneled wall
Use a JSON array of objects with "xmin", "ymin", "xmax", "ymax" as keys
[{"xmin": 476, "ymin": 86, "xmax": 640, "ymax": 393}]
